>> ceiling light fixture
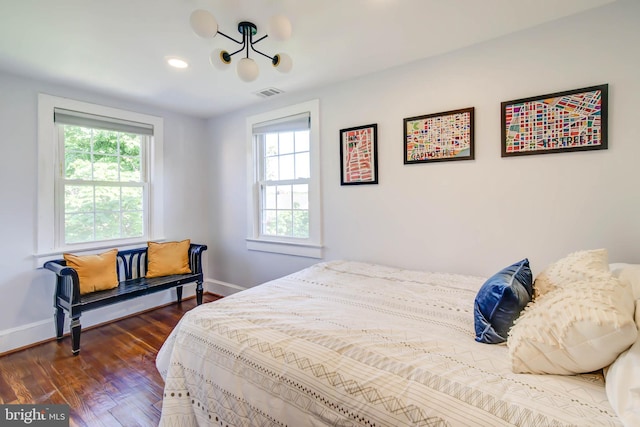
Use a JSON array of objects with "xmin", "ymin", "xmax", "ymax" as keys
[
  {"xmin": 189, "ymin": 10, "xmax": 293, "ymax": 83},
  {"xmin": 166, "ymin": 57, "xmax": 189, "ymax": 69}
]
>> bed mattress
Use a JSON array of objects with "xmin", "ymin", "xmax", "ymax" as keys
[{"xmin": 156, "ymin": 260, "xmax": 620, "ymax": 426}]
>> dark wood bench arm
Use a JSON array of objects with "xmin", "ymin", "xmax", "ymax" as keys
[
  {"xmin": 43, "ymin": 260, "xmax": 81, "ymax": 305},
  {"xmin": 188, "ymin": 243, "xmax": 208, "ymax": 274}
]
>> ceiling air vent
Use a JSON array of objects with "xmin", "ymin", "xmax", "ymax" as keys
[{"xmin": 255, "ymin": 87, "xmax": 284, "ymax": 98}]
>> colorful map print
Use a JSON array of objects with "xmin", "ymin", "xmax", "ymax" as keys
[
  {"xmin": 504, "ymin": 89, "xmax": 603, "ymax": 153},
  {"xmin": 405, "ymin": 111, "xmax": 472, "ymax": 162},
  {"xmin": 343, "ymin": 127, "xmax": 375, "ymax": 183}
]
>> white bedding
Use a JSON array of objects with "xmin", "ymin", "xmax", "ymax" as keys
[{"xmin": 156, "ymin": 260, "xmax": 621, "ymax": 426}]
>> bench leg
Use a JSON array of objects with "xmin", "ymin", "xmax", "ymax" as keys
[
  {"xmin": 176, "ymin": 286, "xmax": 183, "ymax": 303},
  {"xmin": 54, "ymin": 307, "xmax": 65, "ymax": 340},
  {"xmin": 196, "ymin": 281, "xmax": 203, "ymax": 305},
  {"xmin": 70, "ymin": 317, "xmax": 81, "ymax": 356}
]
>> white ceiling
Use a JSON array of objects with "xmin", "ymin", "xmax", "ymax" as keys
[{"xmin": 0, "ymin": 0, "xmax": 615, "ymax": 118}]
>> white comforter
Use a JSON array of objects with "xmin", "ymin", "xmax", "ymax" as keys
[{"xmin": 156, "ymin": 260, "xmax": 621, "ymax": 426}]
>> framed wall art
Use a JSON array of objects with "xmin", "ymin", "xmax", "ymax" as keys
[
  {"xmin": 404, "ymin": 107, "xmax": 474, "ymax": 164},
  {"xmin": 340, "ymin": 123, "xmax": 378, "ymax": 185},
  {"xmin": 501, "ymin": 84, "xmax": 608, "ymax": 157}
]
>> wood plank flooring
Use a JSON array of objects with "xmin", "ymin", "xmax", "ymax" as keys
[{"xmin": 0, "ymin": 294, "xmax": 221, "ymax": 427}]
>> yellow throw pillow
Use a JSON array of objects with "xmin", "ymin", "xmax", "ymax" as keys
[
  {"xmin": 146, "ymin": 240, "xmax": 191, "ymax": 278},
  {"xmin": 63, "ymin": 249, "xmax": 119, "ymax": 295}
]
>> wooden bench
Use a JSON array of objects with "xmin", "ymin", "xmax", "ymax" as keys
[{"xmin": 43, "ymin": 243, "xmax": 207, "ymax": 355}]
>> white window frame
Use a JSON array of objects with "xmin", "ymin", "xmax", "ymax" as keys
[
  {"xmin": 36, "ymin": 94, "xmax": 164, "ymax": 257},
  {"xmin": 246, "ymin": 99, "xmax": 322, "ymax": 258}
]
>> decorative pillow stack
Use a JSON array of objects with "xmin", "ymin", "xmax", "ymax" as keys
[
  {"xmin": 146, "ymin": 239, "xmax": 192, "ymax": 278},
  {"xmin": 474, "ymin": 259, "xmax": 533, "ymax": 344},
  {"xmin": 507, "ymin": 249, "xmax": 638, "ymax": 375},
  {"xmin": 63, "ymin": 249, "xmax": 119, "ymax": 295}
]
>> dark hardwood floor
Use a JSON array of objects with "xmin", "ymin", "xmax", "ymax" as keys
[{"xmin": 0, "ymin": 293, "xmax": 221, "ymax": 427}]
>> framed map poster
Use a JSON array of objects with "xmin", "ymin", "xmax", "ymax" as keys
[
  {"xmin": 501, "ymin": 84, "xmax": 608, "ymax": 157},
  {"xmin": 340, "ymin": 124, "xmax": 378, "ymax": 185},
  {"xmin": 404, "ymin": 107, "xmax": 474, "ymax": 164}
]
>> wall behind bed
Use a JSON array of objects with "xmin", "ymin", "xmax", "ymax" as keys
[{"xmin": 207, "ymin": 0, "xmax": 640, "ymax": 290}]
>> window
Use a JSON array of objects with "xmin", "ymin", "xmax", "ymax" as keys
[
  {"xmin": 37, "ymin": 94, "xmax": 164, "ymax": 255},
  {"xmin": 246, "ymin": 100, "xmax": 321, "ymax": 258}
]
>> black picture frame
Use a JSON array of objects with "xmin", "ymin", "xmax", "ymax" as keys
[
  {"xmin": 340, "ymin": 123, "xmax": 378, "ymax": 185},
  {"xmin": 403, "ymin": 107, "xmax": 474, "ymax": 164},
  {"xmin": 501, "ymin": 84, "xmax": 608, "ymax": 157}
]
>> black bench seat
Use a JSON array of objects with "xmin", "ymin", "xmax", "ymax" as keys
[{"xmin": 44, "ymin": 243, "xmax": 207, "ymax": 355}]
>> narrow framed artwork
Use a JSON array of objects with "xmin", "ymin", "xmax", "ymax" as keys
[
  {"xmin": 501, "ymin": 84, "xmax": 608, "ymax": 157},
  {"xmin": 340, "ymin": 123, "xmax": 378, "ymax": 185},
  {"xmin": 404, "ymin": 107, "xmax": 474, "ymax": 164}
]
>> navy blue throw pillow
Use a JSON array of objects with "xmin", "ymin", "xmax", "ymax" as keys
[{"xmin": 474, "ymin": 259, "xmax": 533, "ymax": 344}]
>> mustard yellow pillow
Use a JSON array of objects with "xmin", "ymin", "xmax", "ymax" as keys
[
  {"xmin": 146, "ymin": 240, "xmax": 191, "ymax": 278},
  {"xmin": 63, "ymin": 249, "xmax": 119, "ymax": 295}
]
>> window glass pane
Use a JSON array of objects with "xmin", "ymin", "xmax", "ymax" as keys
[
  {"xmin": 292, "ymin": 184, "xmax": 308, "ymax": 209},
  {"xmin": 262, "ymin": 210, "xmax": 277, "ymax": 235},
  {"xmin": 265, "ymin": 134, "xmax": 278, "ymax": 156},
  {"xmin": 295, "ymin": 152, "xmax": 310, "ymax": 179},
  {"xmin": 65, "ymin": 213, "xmax": 94, "ymax": 243},
  {"xmin": 276, "ymin": 185, "xmax": 292, "ymax": 209},
  {"xmin": 95, "ymin": 186, "xmax": 120, "ymax": 211},
  {"xmin": 95, "ymin": 211, "xmax": 120, "ymax": 240},
  {"xmin": 120, "ymin": 156, "xmax": 141, "ymax": 182},
  {"xmin": 92, "ymin": 154, "xmax": 119, "ymax": 181},
  {"xmin": 295, "ymin": 131, "xmax": 309, "ymax": 152},
  {"xmin": 120, "ymin": 133, "xmax": 141, "ymax": 156},
  {"xmin": 279, "ymin": 154, "xmax": 295, "ymax": 180},
  {"xmin": 122, "ymin": 211, "xmax": 143, "ymax": 238},
  {"xmin": 122, "ymin": 187, "xmax": 143, "ymax": 210},
  {"xmin": 93, "ymin": 129, "xmax": 118, "ymax": 155},
  {"xmin": 276, "ymin": 210, "xmax": 293, "ymax": 236},
  {"xmin": 279, "ymin": 132, "xmax": 294, "ymax": 154},
  {"xmin": 64, "ymin": 126, "xmax": 92, "ymax": 152},
  {"xmin": 264, "ymin": 185, "xmax": 276, "ymax": 209},
  {"xmin": 293, "ymin": 210, "xmax": 309, "ymax": 238},
  {"xmin": 65, "ymin": 152, "xmax": 92, "ymax": 180},
  {"xmin": 265, "ymin": 156, "xmax": 278, "ymax": 181},
  {"xmin": 65, "ymin": 186, "xmax": 94, "ymax": 213}
]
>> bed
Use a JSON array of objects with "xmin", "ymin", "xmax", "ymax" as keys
[{"xmin": 156, "ymin": 256, "xmax": 640, "ymax": 426}]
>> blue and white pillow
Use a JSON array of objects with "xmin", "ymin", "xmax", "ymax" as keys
[{"xmin": 474, "ymin": 258, "xmax": 533, "ymax": 344}]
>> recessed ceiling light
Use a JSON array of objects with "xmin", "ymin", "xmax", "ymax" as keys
[{"xmin": 167, "ymin": 57, "xmax": 189, "ymax": 69}]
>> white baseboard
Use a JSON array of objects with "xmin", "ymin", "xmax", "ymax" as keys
[
  {"xmin": 206, "ymin": 278, "xmax": 247, "ymax": 296},
  {"xmin": 0, "ymin": 278, "xmax": 245, "ymax": 355}
]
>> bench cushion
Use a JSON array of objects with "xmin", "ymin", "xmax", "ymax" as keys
[
  {"xmin": 146, "ymin": 239, "xmax": 192, "ymax": 278},
  {"xmin": 63, "ymin": 249, "xmax": 119, "ymax": 295}
]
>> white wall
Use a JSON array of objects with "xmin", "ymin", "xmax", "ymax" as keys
[
  {"xmin": 207, "ymin": 0, "xmax": 640, "ymax": 288},
  {"xmin": 0, "ymin": 72, "xmax": 210, "ymax": 353}
]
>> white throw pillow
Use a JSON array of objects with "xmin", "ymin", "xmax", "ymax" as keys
[
  {"xmin": 605, "ymin": 333, "xmax": 640, "ymax": 427},
  {"xmin": 610, "ymin": 263, "xmax": 640, "ymax": 300},
  {"xmin": 534, "ymin": 248, "xmax": 610, "ymax": 299},
  {"xmin": 508, "ymin": 275, "xmax": 637, "ymax": 375}
]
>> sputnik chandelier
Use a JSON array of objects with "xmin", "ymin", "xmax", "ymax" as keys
[{"xmin": 189, "ymin": 10, "xmax": 293, "ymax": 82}]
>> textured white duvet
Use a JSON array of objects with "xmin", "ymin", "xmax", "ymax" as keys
[{"xmin": 156, "ymin": 260, "xmax": 621, "ymax": 426}]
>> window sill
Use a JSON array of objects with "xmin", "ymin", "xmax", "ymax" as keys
[{"xmin": 246, "ymin": 238, "xmax": 323, "ymax": 259}]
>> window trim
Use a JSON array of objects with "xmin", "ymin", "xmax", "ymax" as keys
[
  {"xmin": 246, "ymin": 99, "xmax": 322, "ymax": 258},
  {"xmin": 36, "ymin": 94, "xmax": 164, "ymax": 257}
]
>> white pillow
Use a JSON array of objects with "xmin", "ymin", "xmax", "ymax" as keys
[
  {"xmin": 534, "ymin": 248, "xmax": 610, "ymax": 299},
  {"xmin": 610, "ymin": 263, "xmax": 640, "ymax": 300},
  {"xmin": 605, "ymin": 332, "xmax": 640, "ymax": 427},
  {"xmin": 508, "ymin": 275, "xmax": 637, "ymax": 375}
]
